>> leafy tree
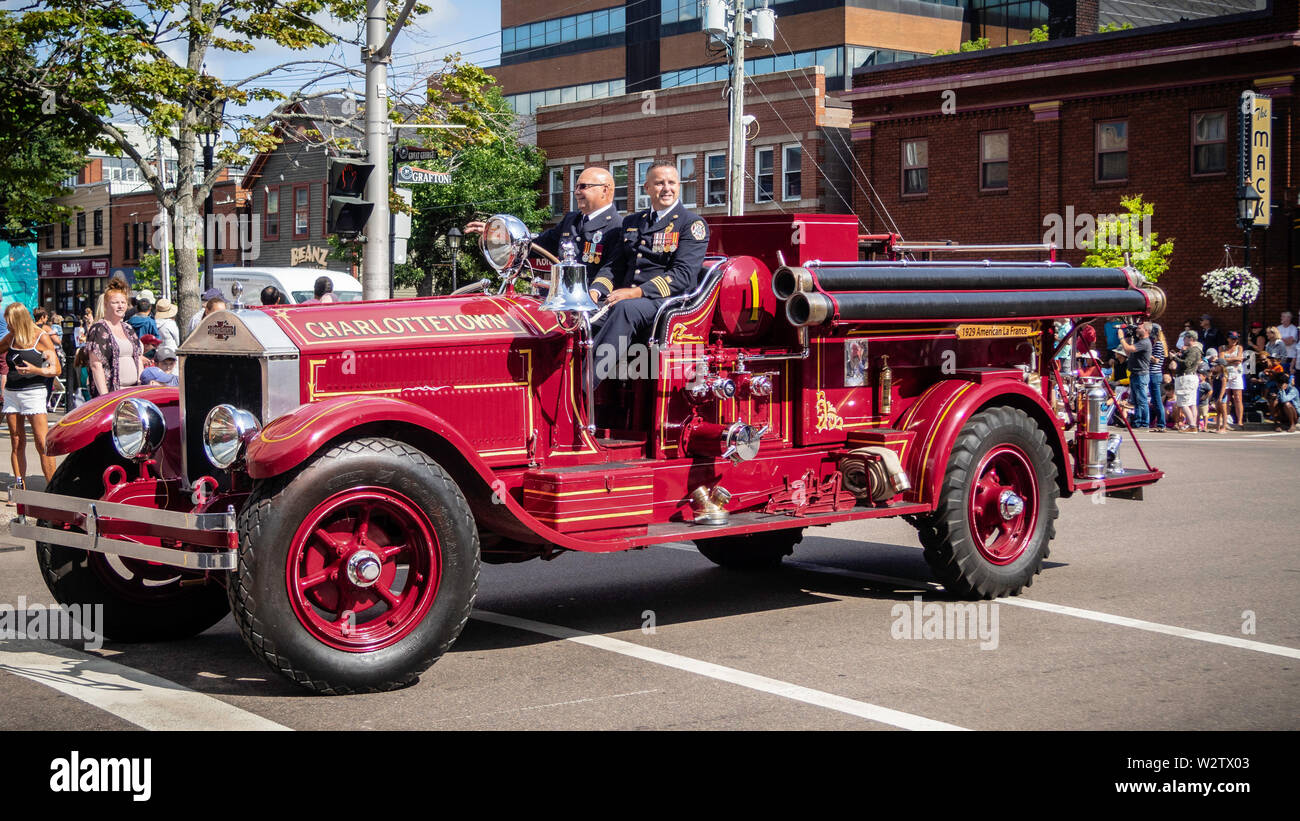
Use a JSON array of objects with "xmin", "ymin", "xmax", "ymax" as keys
[
  {"xmin": 0, "ymin": 48, "xmax": 102, "ymax": 238},
  {"xmin": 1098, "ymin": 21, "xmax": 1136, "ymax": 33},
  {"xmin": 133, "ymin": 246, "xmax": 207, "ymax": 295},
  {"xmin": 401, "ymin": 84, "xmax": 548, "ymax": 296},
  {"xmin": 3, "ymin": 1, "xmax": 494, "ymax": 327},
  {"xmin": 1081, "ymin": 194, "xmax": 1174, "ymax": 283}
]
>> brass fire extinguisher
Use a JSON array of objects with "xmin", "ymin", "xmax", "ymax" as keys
[{"xmin": 879, "ymin": 355, "xmax": 893, "ymax": 416}]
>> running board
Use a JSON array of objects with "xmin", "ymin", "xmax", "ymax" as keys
[{"xmin": 628, "ymin": 500, "xmax": 932, "ymax": 548}]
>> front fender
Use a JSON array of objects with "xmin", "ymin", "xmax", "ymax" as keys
[
  {"xmin": 898, "ymin": 373, "xmax": 1068, "ymax": 506},
  {"xmin": 244, "ymin": 395, "xmax": 499, "ymax": 482},
  {"xmin": 47, "ymin": 386, "xmax": 180, "ymax": 456}
]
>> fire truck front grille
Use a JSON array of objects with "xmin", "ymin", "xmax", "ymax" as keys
[{"xmin": 182, "ymin": 354, "xmax": 264, "ymax": 488}]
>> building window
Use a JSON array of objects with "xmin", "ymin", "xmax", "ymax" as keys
[
  {"xmin": 1192, "ymin": 111, "xmax": 1226, "ymax": 175},
  {"xmin": 265, "ymin": 188, "xmax": 279, "ymax": 240},
  {"xmin": 505, "ymin": 79, "xmax": 625, "ymax": 116},
  {"xmin": 76, "ymin": 213, "xmax": 86, "ymax": 247},
  {"xmin": 45, "ymin": 225, "xmax": 54, "ymax": 249},
  {"xmin": 902, "ymin": 139, "xmax": 928, "ymax": 196},
  {"xmin": 61, "ymin": 222, "xmax": 70, "ymax": 248},
  {"xmin": 570, "ymin": 166, "xmax": 582, "ymax": 212},
  {"xmin": 706, "ymin": 152, "xmax": 727, "ymax": 206},
  {"xmin": 122, "ymin": 224, "xmax": 130, "ymax": 258},
  {"xmin": 634, "ymin": 159, "xmax": 655, "ymax": 212},
  {"xmin": 610, "ymin": 161, "xmax": 629, "ymax": 212},
  {"xmin": 1096, "ymin": 120, "xmax": 1128, "ymax": 182},
  {"xmin": 755, "ymin": 147, "xmax": 774, "ymax": 203},
  {"xmin": 783, "ymin": 144, "xmax": 802, "ymax": 201},
  {"xmin": 93, "ymin": 210, "xmax": 103, "ymax": 246},
  {"xmin": 294, "ymin": 185, "xmax": 310, "ymax": 238},
  {"xmin": 677, "ymin": 155, "xmax": 698, "ymax": 207},
  {"xmin": 549, "ymin": 168, "xmax": 565, "ymax": 215},
  {"xmin": 501, "ymin": 7, "xmax": 626, "ymax": 56},
  {"xmin": 980, "ymin": 131, "xmax": 1009, "ymax": 191}
]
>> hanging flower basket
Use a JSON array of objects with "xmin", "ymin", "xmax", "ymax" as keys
[{"xmin": 1200, "ymin": 266, "xmax": 1260, "ymax": 308}]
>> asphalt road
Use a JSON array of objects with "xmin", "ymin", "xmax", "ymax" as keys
[{"xmin": 0, "ymin": 422, "xmax": 1296, "ymax": 732}]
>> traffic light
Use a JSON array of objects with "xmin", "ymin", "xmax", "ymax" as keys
[{"xmin": 327, "ymin": 157, "xmax": 375, "ymax": 238}]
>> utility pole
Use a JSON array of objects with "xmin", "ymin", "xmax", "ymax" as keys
[
  {"xmin": 705, "ymin": 1, "xmax": 775, "ymax": 217},
  {"xmin": 362, "ymin": 0, "xmax": 391, "ymax": 301},
  {"xmin": 727, "ymin": 0, "xmax": 746, "ymax": 216}
]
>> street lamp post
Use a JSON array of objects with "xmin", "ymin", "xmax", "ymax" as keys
[
  {"xmin": 1236, "ymin": 183, "xmax": 1262, "ymax": 341},
  {"xmin": 198, "ymin": 87, "xmax": 226, "ymax": 296},
  {"xmin": 447, "ymin": 227, "xmax": 462, "ymax": 293},
  {"xmin": 198, "ymin": 129, "xmax": 217, "ymax": 295}
]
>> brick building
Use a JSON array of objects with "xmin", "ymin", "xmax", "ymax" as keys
[
  {"xmin": 534, "ymin": 67, "xmax": 852, "ymax": 224},
  {"xmin": 35, "ymin": 124, "xmax": 248, "ymax": 317},
  {"xmin": 108, "ymin": 181, "xmax": 244, "ymax": 277},
  {"xmin": 846, "ymin": 0, "xmax": 1296, "ymax": 328},
  {"xmin": 490, "ymin": 0, "xmax": 984, "ymax": 123}
]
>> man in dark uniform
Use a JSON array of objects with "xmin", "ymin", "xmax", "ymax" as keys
[
  {"xmin": 465, "ymin": 166, "xmax": 622, "ymax": 301},
  {"xmin": 592, "ymin": 161, "xmax": 708, "ymax": 361}
]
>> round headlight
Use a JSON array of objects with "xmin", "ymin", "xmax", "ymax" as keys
[
  {"xmin": 480, "ymin": 214, "xmax": 530, "ymax": 272},
  {"xmin": 111, "ymin": 398, "xmax": 166, "ymax": 460},
  {"xmin": 203, "ymin": 404, "xmax": 260, "ymax": 470}
]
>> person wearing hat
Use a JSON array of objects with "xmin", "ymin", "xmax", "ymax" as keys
[
  {"xmin": 1167, "ymin": 331, "xmax": 1201, "ymax": 431},
  {"xmin": 187, "ymin": 287, "xmax": 224, "ymax": 335},
  {"xmin": 1197, "ymin": 313, "xmax": 1224, "ymax": 353},
  {"xmin": 153, "ymin": 297, "xmax": 180, "ymax": 348},
  {"xmin": 140, "ymin": 345, "xmax": 179, "ymax": 387}
]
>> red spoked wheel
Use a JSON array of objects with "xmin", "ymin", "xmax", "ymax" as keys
[
  {"xmin": 229, "ymin": 437, "xmax": 479, "ymax": 695},
  {"xmin": 966, "ymin": 445, "xmax": 1039, "ymax": 566},
  {"xmin": 919, "ymin": 406, "xmax": 1059, "ymax": 599},
  {"xmin": 286, "ymin": 489, "xmax": 441, "ymax": 652}
]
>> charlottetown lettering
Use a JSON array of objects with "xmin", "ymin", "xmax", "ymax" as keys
[{"xmin": 301, "ymin": 313, "xmax": 521, "ymax": 339}]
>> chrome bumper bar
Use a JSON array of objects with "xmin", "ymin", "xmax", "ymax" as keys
[{"xmin": 9, "ymin": 488, "xmax": 238, "ymax": 571}]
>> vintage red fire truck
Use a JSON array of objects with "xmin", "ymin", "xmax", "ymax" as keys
[{"xmin": 12, "ymin": 213, "xmax": 1164, "ymax": 693}]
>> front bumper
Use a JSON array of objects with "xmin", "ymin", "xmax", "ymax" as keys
[{"xmin": 10, "ymin": 488, "xmax": 239, "ymax": 571}]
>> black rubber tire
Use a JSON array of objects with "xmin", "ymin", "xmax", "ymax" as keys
[
  {"xmin": 695, "ymin": 528, "xmax": 804, "ymax": 571},
  {"xmin": 919, "ymin": 406, "xmax": 1059, "ymax": 599},
  {"xmin": 35, "ymin": 438, "xmax": 231, "ymax": 642},
  {"xmin": 227, "ymin": 437, "xmax": 479, "ymax": 695}
]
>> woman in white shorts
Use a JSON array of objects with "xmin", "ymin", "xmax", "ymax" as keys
[
  {"xmin": 0, "ymin": 303, "xmax": 63, "ymax": 489},
  {"xmin": 1170, "ymin": 332, "xmax": 1202, "ymax": 431},
  {"xmin": 1220, "ymin": 331, "xmax": 1246, "ymax": 428}
]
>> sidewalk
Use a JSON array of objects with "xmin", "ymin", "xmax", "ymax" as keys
[{"xmin": 0, "ymin": 408, "xmax": 69, "ymax": 496}]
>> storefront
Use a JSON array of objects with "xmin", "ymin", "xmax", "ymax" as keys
[{"xmin": 37, "ymin": 255, "xmax": 111, "ymax": 318}]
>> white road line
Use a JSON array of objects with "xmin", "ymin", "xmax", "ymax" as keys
[
  {"xmin": 472, "ymin": 609, "xmax": 968, "ymax": 731},
  {"xmin": 0, "ymin": 640, "xmax": 290, "ymax": 731},
  {"xmin": 997, "ymin": 598, "xmax": 1300, "ymax": 659},
  {"xmin": 746, "ymin": 555, "xmax": 1300, "ymax": 662}
]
